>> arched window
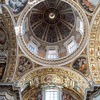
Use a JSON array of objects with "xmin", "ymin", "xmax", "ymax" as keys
[
  {"xmin": 47, "ymin": 49, "xmax": 58, "ymax": 59},
  {"xmin": 28, "ymin": 41, "xmax": 38, "ymax": 54},
  {"xmin": 46, "ymin": 46, "xmax": 59, "ymax": 60},
  {"xmin": 64, "ymin": 36, "xmax": 78, "ymax": 55},
  {"xmin": 42, "ymin": 86, "xmax": 62, "ymax": 100},
  {"xmin": 67, "ymin": 40, "xmax": 77, "ymax": 54},
  {"xmin": 76, "ymin": 17, "xmax": 84, "ymax": 35}
]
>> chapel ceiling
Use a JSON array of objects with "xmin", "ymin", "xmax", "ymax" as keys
[{"xmin": 0, "ymin": 0, "xmax": 100, "ymax": 99}]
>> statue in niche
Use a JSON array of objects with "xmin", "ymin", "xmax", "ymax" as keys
[
  {"xmin": 44, "ymin": 75, "xmax": 53, "ymax": 83},
  {"xmin": 0, "ymin": 29, "xmax": 6, "ymax": 45},
  {"xmin": 73, "ymin": 57, "xmax": 87, "ymax": 74},
  {"xmin": 0, "ymin": 61, "xmax": 6, "ymax": 80},
  {"xmin": 97, "ymin": 48, "xmax": 100, "ymax": 59},
  {"xmin": 97, "ymin": 43, "xmax": 100, "ymax": 61},
  {"xmin": 33, "ymin": 76, "xmax": 40, "ymax": 88}
]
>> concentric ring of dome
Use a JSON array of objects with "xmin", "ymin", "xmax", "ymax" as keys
[
  {"xmin": 17, "ymin": 0, "xmax": 89, "ymax": 66},
  {"xmin": 29, "ymin": 1, "xmax": 75, "ymax": 43}
]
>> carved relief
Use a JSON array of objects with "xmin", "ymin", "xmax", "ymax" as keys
[
  {"xmin": 19, "ymin": 68, "xmax": 89, "ymax": 96},
  {"xmin": 23, "ymin": 83, "xmax": 82, "ymax": 100},
  {"xmin": 88, "ymin": 8, "xmax": 100, "ymax": 84},
  {"xmin": 97, "ymin": 44, "xmax": 100, "ymax": 61},
  {"xmin": 33, "ymin": 76, "xmax": 40, "ymax": 88}
]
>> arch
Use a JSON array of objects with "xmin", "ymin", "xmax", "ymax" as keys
[
  {"xmin": 88, "ymin": 7, "xmax": 100, "ymax": 84},
  {"xmin": 0, "ymin": 6, "xmax": 17, "ymax": 82},
  {"xmin": 18, "ymin": 67, "xmax": 90, "ymax": 95}
]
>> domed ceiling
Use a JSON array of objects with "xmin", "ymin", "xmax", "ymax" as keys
[
  {"xmin": 17, "ymin": 0, "xmax": 89, "ymax": 66},
  {"xmin": 29, "ymin": 0, "xmax": 75, "ymax": 43}
]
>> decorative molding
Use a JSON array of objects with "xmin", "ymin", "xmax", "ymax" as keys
[
  {"xmin": 18, "ymin": 67, "xmax": 90, "ymax": 95},
  {"xmin": 0, "ymin": 7, "xmax": 17, "ymax": 82},
  {"xmin": 88, "ymin": 7, "xmax": 100, "ymax": 84}
]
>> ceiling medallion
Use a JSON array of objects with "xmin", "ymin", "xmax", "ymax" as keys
[{"xmin": 44, "ymin": 8, "xmax": 60, "ymax": 24}]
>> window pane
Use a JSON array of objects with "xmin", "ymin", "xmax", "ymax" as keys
[
  {"xmin": 45, "ymin": 89, "xmax": 59, "ymax": 100},
  {"xmin": 28, "ymin": 42, "xmax": 37, "ymax": 54},
  {"xmin": 47, "ymin": 50, "xmax": 58, "ymax": 59},
  {"xmin": 68, "ymin": 41, "xmax": 77, "ymax": 54}
]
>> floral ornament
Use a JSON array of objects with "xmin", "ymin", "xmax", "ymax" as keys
[{"xmin": 8, "ymin": 0, "xmax": 28, "ymax": 14}]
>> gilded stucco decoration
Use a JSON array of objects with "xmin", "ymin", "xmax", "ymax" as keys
[
  {"xmin": 23, "ymin": 86, "xmax": 82, "ymax": 100},
  {"xmin": 88, "ymin": 7, "xmax": 100, "ymax": 84},
  {"xmin": 23, "ymin": 87, "xmax": 42, "ymax": 100},
  {"xmin": 0, "ymin": 7, "xmax": 17, "ymax": 82},
  {"xmin": 0, "ymin": 0, "xmax": 100, "ymax": 99},
  {"xmin": 18, "ymin": 68, "xmax": 90, "ymax": 96}
]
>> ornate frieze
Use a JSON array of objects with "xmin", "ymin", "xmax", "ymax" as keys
[
  {"xmin": 0, "ymin": 7, "xmax": 17, "ymax": 82},
  {"xmin": 88, "ymin": 7, "xmax": 100, "ymax": 84},
  {"xmin": 18, "ymin": 68, "xmax": 90, "ymax": 95}
]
